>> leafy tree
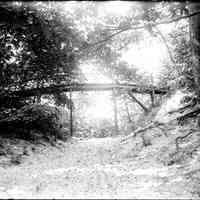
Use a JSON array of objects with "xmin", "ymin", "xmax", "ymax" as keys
[{"xmin": 0, "ymin": 2, "xmax": 80, "ymax": 112}]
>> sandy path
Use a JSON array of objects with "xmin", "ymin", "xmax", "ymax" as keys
[{"xmin": 0, "ymin": 136, "xmax": 196, "ymax": 199}]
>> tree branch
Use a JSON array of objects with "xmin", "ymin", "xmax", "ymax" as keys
[
  {"xmin": 77, "ymin": 27, "xmax": 134, "ymax": 52},
  {"xmin": 77, "ymin": 10, "xmax": 200, "ymax": 53},
  {"xmin": 153, "ymin": 26, "xmax": 176, "ymax": 64}
]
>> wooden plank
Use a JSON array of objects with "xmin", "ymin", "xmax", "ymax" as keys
[{"xmin": 0, "ymin": 83, "xmax": 169, "ymax": 108}]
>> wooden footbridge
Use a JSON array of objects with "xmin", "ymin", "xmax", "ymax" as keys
[
  {"xmin": 0, "ymin": 82, "xmax": 169, "ymax": 108},
  {"xmin": 1, "ymin": 83, "xmax": 168, "ymax": 97},
  {"xmin": 0, "ymin": 82, "xmax": 169, "ymax": 136}
]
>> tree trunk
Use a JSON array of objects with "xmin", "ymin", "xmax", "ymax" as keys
[{"xmin": 189, "ymin": 3, "xmax": 200, "ymax": 100}]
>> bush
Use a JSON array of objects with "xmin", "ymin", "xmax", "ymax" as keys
[{"xmin": 0, "ymin": 104, "xmax": 69, "ymax": 142}]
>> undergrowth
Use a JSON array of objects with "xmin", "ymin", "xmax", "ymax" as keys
[
  {"xmin": 0, "ymin": 104, "xmax": 70, "ymax": 163},
  {"xmin": 0, "ymin": 104, "xmax": 70, "ymax": 142}
]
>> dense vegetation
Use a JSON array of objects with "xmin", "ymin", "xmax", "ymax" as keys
[
  {"xmin": 1, "ymin": 1, "xmax": 200, "ymax": 165},
  {"xmin": 0, "ymin": 2, "xmax": 81, "ymax": 141}
]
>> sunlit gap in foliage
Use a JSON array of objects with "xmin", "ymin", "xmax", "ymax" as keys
[
  {"xmin": 77, "ymin": 63, "xmax": 114, "ymax": 121},
  {"xmin": 121, "ymin": 30, "xmax": 171, "ymax": 83},
  {"xmin": 98, "ymin": 1, "xmax": 135, "ymax": 17}
]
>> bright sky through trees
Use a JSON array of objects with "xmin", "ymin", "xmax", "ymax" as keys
[
  {"xmin": 61, "ymin": 1, "xmax": 174, "ymax": 83},
  {"xmin": 75, "ymin": 1, "xmax": 175, "ymax": 120},
  {"xmin": 79, "ymin": 64, "xmax": 113, "ymax": 121},
  {"xmin": 98, "ymin": 1, "xmax": 134, "ymax": 17},
  {"xmin": 122, "ymin": 37, "xmax": 168, "ymax": 82},
  {"xmin": 83, "ymin": 91, "xmax": 114, "ymax": 121},
  {"xmin": 62, "ymin": 1, "xmax": 179, "ymax": 121}
]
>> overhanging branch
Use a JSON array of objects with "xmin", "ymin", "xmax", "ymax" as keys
[
  {"xmin": 153, "ymin": 26, "xmax": 176, "ymax": 64},
  {"xmin": 77, "ymin": 10, "xmax": 200, "ymax": 53}
]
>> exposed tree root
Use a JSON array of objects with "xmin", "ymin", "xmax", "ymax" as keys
[
  {"xmin": 175, "ymin": 129, "xmax": 199, "ymax": 153},
  {"xmin": 175, "ymin": 131, "xmax": 194, "ymax": 152}
]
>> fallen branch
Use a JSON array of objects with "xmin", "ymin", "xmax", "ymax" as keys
[
  {"xmin": 120, "ymin": 105, "xmax": 200, "ymax": 145},
  {"xmin": 120, "ymin": 121, "xmax": 167, "ymax": 144},
  {"xmin": 120, "ymin": 123, "xmax": 154, "ymax": 143}
]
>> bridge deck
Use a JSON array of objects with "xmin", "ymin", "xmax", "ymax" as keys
[{"xmin": 0, "ymin": 83, "xmax": 169, "ymax": 107}]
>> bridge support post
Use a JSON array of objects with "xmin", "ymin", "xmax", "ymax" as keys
[
  {"xmin": 113, "ymin": 89, "xmax": 119, "ymax": 134},
  {"xmin": 150, "ymin": 74, "xmax": 155, "ymax": 108},
  {"xmin": 150, "ymin": 91, "xmax": 155, "ymax": 107},
  {"xmin": 69, "ymin": 89, "xmax": 73, "ymax": 137}
]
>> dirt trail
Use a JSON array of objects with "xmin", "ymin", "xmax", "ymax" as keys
[{"xmin": 0, "ymin": 136, "xmax": 196, "ymax": 199}]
